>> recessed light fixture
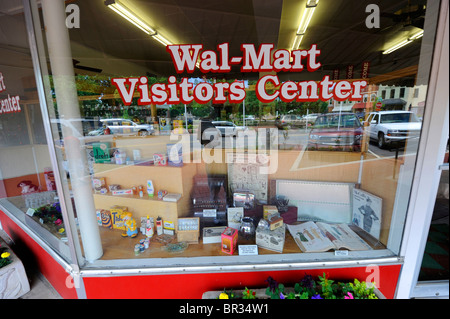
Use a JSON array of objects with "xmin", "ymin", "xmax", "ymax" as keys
[
  {"xmin": 291, "ymin": 0, "xmax": 319, "ymax": 51},
  {"xmin": 382, "ymin": 30, "xmax": 424, "ymax": 55}
]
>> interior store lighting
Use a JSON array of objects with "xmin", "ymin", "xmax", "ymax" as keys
[
  {"xmin": 291, "ymin": 0, "xmax": 319, "ymax": 50},
  {"xmin": 105, "ymin": 0, "xmax": 173, "ymax": 46},
  {"xmin": 382, "ymin": 30, "xmax": 424, "ymax": 55}
]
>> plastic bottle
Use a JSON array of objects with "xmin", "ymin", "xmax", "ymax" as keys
[
  {"xmin": 145, "ymin": 215, "xmax": 153, "ymax": 237},
  {"xmin": 156, "ymin": 216, "xmax": 163, "ymax": 235},
  {"xmin": 147, "ymin": 180, "xmax": 154, "ymax": 197}
]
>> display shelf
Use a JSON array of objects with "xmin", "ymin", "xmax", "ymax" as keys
[
  {"xmin": 93, "ymin": 162, "xmax": 195, "ymax": 195},
  {"xmin": 92, "ymin": 161, "xmax": 198, "ymax": 230}
]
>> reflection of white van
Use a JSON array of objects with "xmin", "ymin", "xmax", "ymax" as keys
[
  {"xmin": 365, "ymin": 111, "xmax": 422, "ymax": 149},
  {"xmin": 51, "ymin": 118, "xmax": 101, "ymax": 138},
  {"xmin": 98, "ymin": 118, "xmax": 155, "ymax": 136},
  {"xmin": 301, "ymin": 114, "xmax": 319, "ymax": 124}
]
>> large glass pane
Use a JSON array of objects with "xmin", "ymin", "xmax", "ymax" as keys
[
  {"xmin": 32, "ymin": 0, "xmax": 440, "ymax": 268},
  {"xmin": 0, "ymin": 2, "xmax": 71, "ymax": 262}
]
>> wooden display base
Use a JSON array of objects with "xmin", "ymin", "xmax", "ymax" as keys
[{"xmin": 96, "ymin": 225, "xmax": 385, "ymax": 260}]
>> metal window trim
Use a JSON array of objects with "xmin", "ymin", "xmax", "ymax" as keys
[
  {"xmin": 411, "ymin": 281, "xmax": 449, "ymax": 299},
  {"xmin": 79, "ymin": 256, "xmax": 402, "ymax": 278}
]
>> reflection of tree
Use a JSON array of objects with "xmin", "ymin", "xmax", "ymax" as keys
[{"xmin": 59, "ymin": 74, "xmax": 330, "ymax": 121}]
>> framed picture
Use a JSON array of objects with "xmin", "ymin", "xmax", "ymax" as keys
[
  {"xmin": 227, "ymin": 152, "xmax": 268, "ymax": 203},
  {"xmin": 352, "ymin": 189, "xmax": 382, "ymax": 240},
  {"xmin": 227, "ymin": 207, "xmax": 244, "ymax": 229}
]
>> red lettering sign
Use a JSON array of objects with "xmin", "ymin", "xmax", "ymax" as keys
[{"xmin": 0, "ymin": 72, "xmax": 22, "ymax": 115}]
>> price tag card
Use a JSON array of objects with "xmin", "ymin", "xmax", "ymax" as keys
[
  {"xmin": 238, "ymin": 245, "xmax": 258, "ymax": 256},
  {"xmin": 334, "ymin": 250, "xmax": 349, "ymax": 256},
  {"xmin": 26, "ymin": 208, "xmax": 35, "ymax": 217}
]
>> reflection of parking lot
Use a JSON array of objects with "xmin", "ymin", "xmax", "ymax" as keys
[
  {"xmin": 200, "ymin": 124, "xmax": 421, "ymax": 159},
  {"xmin": 368, "ymin": 137, "xmax": 420, "ymax": 158}
]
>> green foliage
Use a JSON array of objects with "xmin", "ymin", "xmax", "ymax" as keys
[
  {"xmin": 242, "ymin": 287, "xmax": 256, "ymax": 299},
  {"xmin": 0, "ymin": 247, "xmax": 12, "ymax": 269},
  {"xmin": 318, "ymin": 273, "xmax": 336, "ymax": 299},
  {"xmin": 265, "ymin": 283, "xmax": 286, "ymax": 299},
  {"xmin": 349, "ymin": 279, "xmax": 378, "ymax": 299},
  {"xmin": 262, "ymin": 274, "xmax": 378, "ymax": 300}
]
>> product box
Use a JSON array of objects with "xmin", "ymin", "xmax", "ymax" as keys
[
  {"xmin": 96, "ymin": 209, "xmax": 110, "ymax": 227},
  {"xmin": 108, "ymin": 184, "xmax": 120, "ymax": 192},
  {"xmin": 227, "ymin": 207, "xmax": 244, "ymax": 229},
  {"xmin": 96, "ymin": 209, "xmax": 102, "ymax": 226},
  {"xmin": 110, "ymin": 205, "xmax": 128, "ymax": 230},
  {"xmin": 93, "ymin": 142, "xmax": 112, "ymax": 163},
  {"xmin": 92, "ymin": 177, "xmax": 107, "ymax": 194},
  {"xmin": 177, "ymin": 217, "xmax": 200, "ymax": 244},
  {"xmin": 203, "ymin": 226, "xmax": 227, "ymax": 244},
  {"xmin": 268, "ymin": 214, "xmax": 284, "ymax": 231},
  {"xmin": 163, "ymin": 220, "xmax": 175, "ymax": 230},
  {"xmin": 255, "ymin": 225, "xmax": 286, "ymax": 253},
  {"xmin": 221, "ymin": 227, "xmax": 238, "ymax": 255},
  {"xmin": 153, "ymin": 153, "xmax": 167, "ymax": 166},
  {"xmin": 167, "ymin": 143, "xmax": 183, "ymax": 167},
  {"xmin": 263, "ymin": 205, "xmax": 278, "ymax": 220},
  {"xmin": 100, "ymin": 210, "xmax": 113, "ymax": 229},
  {"xmin": 162, "ymin": 193, "xmax": 181, "ymax": 202},
  {"xmin": 111, "ymin": 189, "xmax": 133, "ymax": 196}
]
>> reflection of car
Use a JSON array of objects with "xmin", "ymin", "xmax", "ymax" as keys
[
  {"xmin": 51, "ymin": 118, "xmax": 101, "ymax": 138},
  {"xmin": 300, "ymin": 114, "xmax": 319, "ymax": 126},
  {"xmin": 275, "ymin": 115, "xmax": 302, "ymax": 129},
  {"xmin": 212, "ymin": 121, "xmax": 247, "ymax": 137},
  {"xmin": 307, "ymin": 113, "xmax": 363, "ymax": 151},
  {"xmin": 365, "ymin": 111, "xmax": 421, "ymax": 149},
  {"xmin": 87, "ymin": 127, "xmax": 104, "ymax": 136},
  {"xmin": 89, "ymin": 118, "xmax": 154, "ymax": 136},
  {"xmin": 244, "ymin": 115, "xmax": 257, "ymax": 125},
  {"xmin": 198, "ymin": 119, "xmax": 221, "ymax": 147}
]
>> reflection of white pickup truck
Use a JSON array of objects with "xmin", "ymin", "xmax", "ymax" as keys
[{"xmin": 365, "ymin": 111, "xmax": 422, "ymax": 149}]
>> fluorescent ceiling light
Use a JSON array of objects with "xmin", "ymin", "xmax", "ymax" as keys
[
  {"xmin": 383, "ymin": 30, "xmax": 424, "ymax": 54},
  {"xmin": 291, "ymin": 0, "xmax": 319, "ymax": 50},
  {"xmin": 153, "ymin": 34, "xmax": 172, "ymax": 46},
  {"xmin": 105, "ymin": 0, "xmax": 173, "ymax": 46},
  {"xmin": 409, "ymin": 30, "xmax": 424, "ymax": 40}
]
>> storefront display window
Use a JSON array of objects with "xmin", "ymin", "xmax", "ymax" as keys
[{"xmin": 4, "ymin": 0, "xmax": 441, "ymax": 272}]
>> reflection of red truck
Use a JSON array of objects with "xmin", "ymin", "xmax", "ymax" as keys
[{"xmin": 44, "ymin": 167, "xmax": 56, "ymax": 191}]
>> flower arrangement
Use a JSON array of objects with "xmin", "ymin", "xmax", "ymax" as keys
[
  {"xmin": 217, "ymin": 273, "xmax": 379, "ymax": 299},
  {"xmin": 32, "ymin": 202, "xmax": 65, "ymax": 235},
  {"xmin": 33, "ymin": 202, "xmax": 63, "ymax": 226}
]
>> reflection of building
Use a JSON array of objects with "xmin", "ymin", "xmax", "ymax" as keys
[
  {"xmin": 377, "ymin": 85, "xmax": 427, "ymax": 116},
  {"xmin": 327, "ymin": 85, "xmax": 378, "ymax": 115},
  {"xmin": 327, "ymin": 84, "xmax": 428, "ymax": 117}
]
